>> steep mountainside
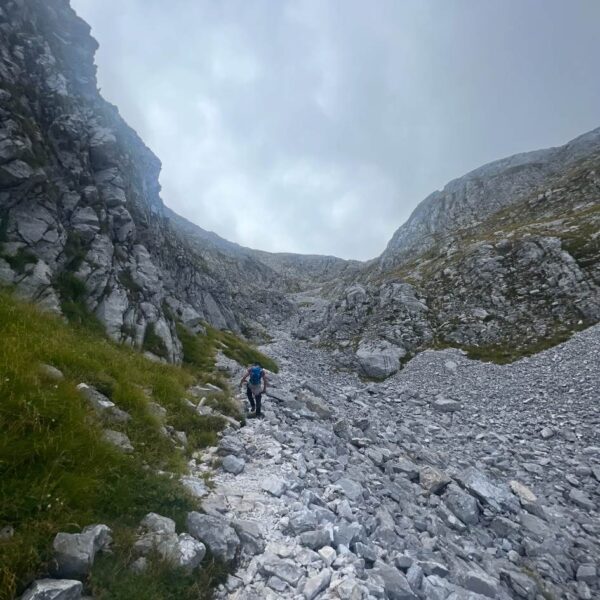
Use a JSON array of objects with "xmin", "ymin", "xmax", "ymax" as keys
[
  {"xmin": 380, "ymin": 128, "xmax": 600, "ymax": 268},
  {"xmin": 0, "ymin": 0, "xmax": 303, "ymax": 360},
  {"xmin": 295, "ymin": 131, "xmax": 600, "ymax": 378}
]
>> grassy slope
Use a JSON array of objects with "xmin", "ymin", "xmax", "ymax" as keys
[{"xmin": 0, "ymin": 291, "xmax": 277, "ymax": 600}]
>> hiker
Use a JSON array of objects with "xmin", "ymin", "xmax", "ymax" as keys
[{"xmin": 240, "ymin": 363, "xmax": 268, "ymax": 418}]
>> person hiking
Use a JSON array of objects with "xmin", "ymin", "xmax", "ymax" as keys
[{"xmin": 240, "ymin": 363, "xmax": 268, "ymax": 418}]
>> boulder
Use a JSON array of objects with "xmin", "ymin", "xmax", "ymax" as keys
[
  {"xmin": 52, "ymin": 524, "xmax": 112, "ymax": 578},
  {"xmin": 431, "ymin": 395, "xmax": 461, "ymax": 413},
  {"xmin": 140, "ymin": 513, "xmax": 176, "ymax": 535},
  {"xmin": 20, "ymin": 579, "xmax": 82, "ymax": 600},
  {"xmin": 261, "ymin": 477, "xmax": 287, "ymax": 498},
  {"xmin": 231, "ymin": 519, "xmax": 266, "ymax": 556},
  {"xmin": 303, "ymin": 568, "xmax": 332, "ymax": 600},
  {"xmin": 371, "ymin": 560, "xmax": 418, "ymax": 600},
  {"xmin": 444, "ymin": 484, "xmax": 480, "ymax": 525},
  {"xmin": 222, "ymin": 455, "xmax": 245, "ymax": 475},
  {"xmin": 186, "ymin": 512, "xmax": 239, "ymax": 562},
  {"xmin": 419, "ymin": 466, "xmax": 451, "ymax": 494},
  {"xmin": 457, "ymin": 467, "xmax": 519, "ymax": 513},
  {"xmin": 102, "ymin": 430, "xmax": 134, "ymax": 453},
  {"xmin": 180, "ymin": 476, "xmax": 208, "ymax": 498},
  {"xmin": 259, "ymin": 556, "xmax": 304, "ymax": 586},
  {"xmin": 356, "ymin": 340, "xmax": 406, "ymax": 379}
]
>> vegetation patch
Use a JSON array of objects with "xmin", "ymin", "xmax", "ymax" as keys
[
  {"xmin": 142, "ymin": 322, "xmax": 169, "ymax": 359},
  {"xmin": 436, "ymin": 324, "xmax": 588, "ymax": 365},
  {"xmin": 177, "ymin": 322, "xmax": 279, "ymax": 375},
  {"xmin": 89, "ymin": 533, "xmax": 228, "ymax": 600},
  {"xmin": 54, "ymin": 271, "xmax": 104, "ymax": 334},
  {"xmin": 1, "ymin": 247, "xmax": 37, "ymax": 273},
  {"xmin": 0, "ymin": 291, "xmax": 236, "ymax": 600}
]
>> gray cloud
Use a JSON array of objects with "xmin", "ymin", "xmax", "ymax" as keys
[{"xmin": 71, "ymin": 0, "xmax": 600, "ymax": 259}]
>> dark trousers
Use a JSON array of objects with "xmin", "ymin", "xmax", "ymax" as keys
[{"xmin": 246, "ymin": 385, "xmax": 262, "ymax": 415}]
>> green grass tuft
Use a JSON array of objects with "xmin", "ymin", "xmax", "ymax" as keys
[
  {"xmin": 54, "ymin": 271, "xmax": 105, "ymax": 334},
  {"xmin": 142, "ymin": 323, "xmax": 168, "ymax": 359},
  {"xmin": 90, "ymin": 540, "xmax": 228, "ymax": 600},
  {"xmin": 177, "ymin": 322, "xmax": 279, "ymax": 375},
  {"xmin": 2, "ymin": 248, "xmax": 37, "ymax": 273}
]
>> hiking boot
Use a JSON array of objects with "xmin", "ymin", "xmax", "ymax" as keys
[{"xmin": 247, "ymin": 410, "xmax": 257, "ymax": 419}]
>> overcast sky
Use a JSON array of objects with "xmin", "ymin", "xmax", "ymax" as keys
[{"xmin": 71, "ymin": 0, "xmax": 600, "ymax": 260}]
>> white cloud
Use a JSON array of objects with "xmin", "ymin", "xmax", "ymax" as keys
[{"xmin": 72, "ymin": 0, "xmax": 600, "ymax": 260}]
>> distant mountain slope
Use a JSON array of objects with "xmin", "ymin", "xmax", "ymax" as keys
[
  {"xmin": 381, "ymin": 127, "xmax": 600, "ymax": 269},
  {"xmin": 299, "ymin": 131, "xmax": 600, "ymax": 378}
]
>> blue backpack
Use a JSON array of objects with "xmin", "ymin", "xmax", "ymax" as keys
[{"xmin": 249, "ymin": 366, "xmax": 263, "ymax": 385}]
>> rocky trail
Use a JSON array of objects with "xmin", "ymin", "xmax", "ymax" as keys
[{"xmin": 188, "ymin": 326, "xmax": 599, "ymax": 600}]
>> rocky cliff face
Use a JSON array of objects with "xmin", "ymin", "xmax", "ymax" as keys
[{"xmin": 0, "ymin": 0, "xmax": 297, "ymax": 361}]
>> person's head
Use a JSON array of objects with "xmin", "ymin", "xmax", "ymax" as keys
[{"xmin": 255, "ymin": 362, "xmax": 262, "ymax": 369}]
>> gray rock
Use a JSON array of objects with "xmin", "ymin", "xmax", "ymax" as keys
[
  {"xmin": 299, "ymin": 529, "xmax": 331, "ymax": 550},
  {"xmin": 457, "ymin": 467, "xmax": 519, "ymax": 513},
  {"xmin": 354, "ymin": 541, "xmax": 378, "ymax": 562},
  {"xmin": 393, "ymin": 457, "xmax": 420, "ymax": 481},
  {"xmin": 419, "ymin": 560, "xmax": 449, "ymax": 578},
  {"xmin": 406, "ymin": 564, "xmax": 423, "ymax": 590},
  {"xmin": 222, "ymin": 455, "xmax": 246, "ymax": 475},
  {"xmin": 456, "ymin": 569, "xmax": 499, "ymax": 598},
  {"xmin": 20, "ymin": 579, "xmax": 83, "ymax": 600},
  {"xmin": 336, "ymin": 478, "xmax": 364, "ymax": 501},
  {"xmin": 52, "ymin": 524, "xmax": 112, "ymax": 578},
  {"xmin": 260, "ymin": 556, "xmax": 305, "ymax": 586},
  {"xmin": 130, "ymin": 557, "xmax": 148, "ymax": 574},
  {"xmin": 261, "ymin": 476, "xmax": 287, "ymax": 497},
  {"xmin": 140, "ymin": 513, "xmax": 176, "ymax": 534},
  {"xmin": 518, "ymin": 512, "xmax": 550, "ymax": 540},
  {"xmin": 421, "ymin": 575, "xmax": 454, "ymax": 600},
  {"xmin": 170, "ymin": 533, "xmax": 206, "ymax": 571},
  {"xmin": 180, "ymin": 476, "xmax": 208, "ymax": 498},
  {"xmin": 267, "ymin": 576, "xmax": 288, "ymax": 592},
  {"xmin": 333, "ymin": 522, "xmax": 364, "ymax": 548},
  {"xmin": 303, "ymin": 568, "xmax": 332, "ymax": 599},
  {"xmin": 218, "ymin": 436, "xmax": 245, "ymax": 457},
  {"xmin": 371, "ymin": 560, "xmax": 418, "ymax": 600},
  {"xmin": 356, "ymin": 340, "xmax": 406, "ymax": 379},
  {"xmin": 40, "ymin": 364, "xmax": 64, "ymax": 381},
  {"xmin": 302, "ymin": 394, "xmax": 334, "ymax": 419},
  {"xmin": 576, "ymin": 564, "xmax": 597, "ymax": 584},
  {"xmin": 432, "ymin": 395, "xmax": 461, "ymax": 413},
  {"xmin": 102, "ymin": 430, "xmax": 134, "ymax": 453},
  {"xmin": 231, "ymin": 519, "xmax": 266, "ymax": 556},
  {"xmin": 0, "ymin": 160, "xmax": 34, "ymax": 187},
  {"xmin": 288, "ymin": 508, "xmax": 318, "ymax": 534},
  {"xmin": 147, "ymin": 401, "xmax": 167, "ymax": 419},
  {"xmin": 500, "ymin": 570, "xmax": 538, "ymax": 599},
  {"xmin": 78, "ymin": 384, "xmax": 130, "ymax": 423},
  {"xmin": 444, "ymin": 484, "xmax": 480, "ymax": 525},
  {"xmin": 185, "ymin": 512, "xmax": 239, "ymax": 562},
  {"xmin": 318, "ymin": 546, "xmax": 336, "ymax": 567},
  {"xmin": 568, "ymin": 488, "xmax": 595, "ymax": 511},
  {"xmin": 419, "ymin": 466, "xmax": 451, "ymax": 494}
]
